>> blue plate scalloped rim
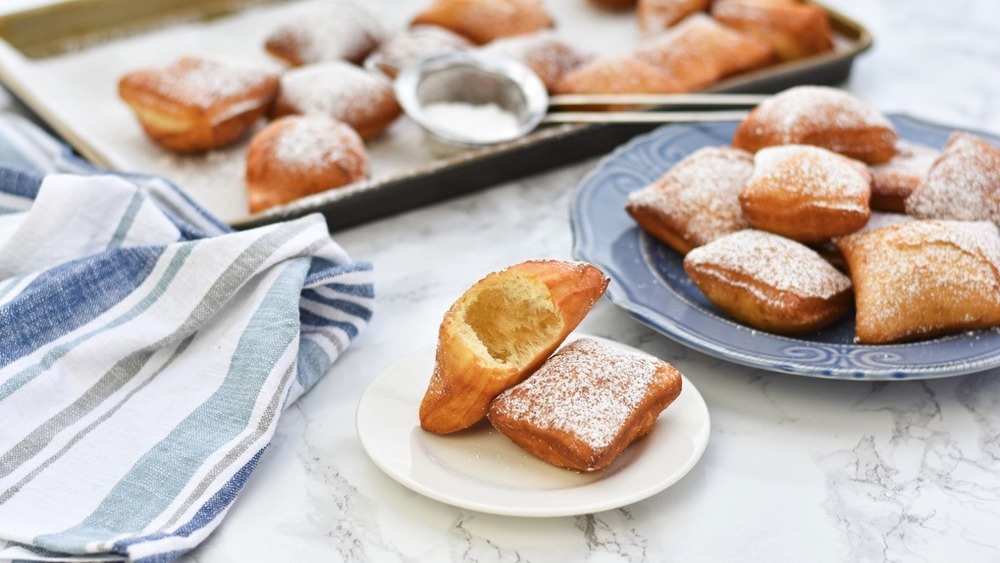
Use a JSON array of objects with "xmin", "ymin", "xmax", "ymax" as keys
[{"xmin": 570, "ymin": 114, "xmax": 1000, "ymax": 380}]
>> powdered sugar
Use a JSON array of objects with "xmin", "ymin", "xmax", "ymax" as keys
[
  {"xmin": 905, "ymin": 132, "xmax": 1000, "ymax": 223},
  {"xmin": 748, "ymin": 144, "xmax": 871, "ymax": 211},
  {"xmin": 277, "ymin": 61, "xmax": 394, "ymax": 118},
  {"xmin": 365, "ymin": 25, "xmax": 472, "ymax": 77},
  {"xmin": 750, "ymin": 85, "xmax": 893, "ymax": 142},
  {"xmin": 490, "ymin": 338, "xmax": 661, "ymax": 452},
  {"xmin": 126, "ymin": 56, "xmax": 276, "ymax": 110},
  {"xmin": 626, "ymin": 146, "xmax": 752, "ymax": 245},
  {"xmin": 265, "ymin": 0, "xmax": 385, "ymax": 64},
  {"xmin": 420, "ymin": 102, "xmax": 522, "ymax": 142},
  {"xmin": 685, "ymin": 229, "xmax": 852, "ymax": 300},
  {"xmin": 272, "ymin": 116, "xmax": 366, "ymax": 171},
  {"xmin": 481, "ymin": 31, "xmax": 592, "ymax": 91}
]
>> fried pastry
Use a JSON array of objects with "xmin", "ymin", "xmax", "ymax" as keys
[
  {"xmin": 739, "ymin": 145, "xmax": 872, "ymax": 243},
  {"xmin": 554, "ymin": 54, "xmax": 683, "ymax": 96},
  {"xmin": 419, "ymin": 260, "xmax": 609, "ymax": 435},
  {"xmin": 410, "ymin": 0, "xmax": 555, "ymax": 45},
  {"xmin": 264, "ymin": 0, "xmax": 385, "ymax": 66},
  {"xmin": 732, "ymin": 85, "xmax": 898, "ymax": 164},
  {"xmin": 118, "ymin": 56, "xmax": 279, "ymax": 153},
  {"xmin": 636, "ymin": 0, "xmax": 710, "ymax": 34},
  {"xmin": 626, "ymin": 146, "xmax": 754, "ymax": 254},
  {"xmin": 245, "ymin": 115, "xmax": 369, "ymax": 213},
  {"xmin": 481, "ymin": 32, "xmax": 592, "ymax": 93},
  {"xmin": 868, "ymin": 140, "xmax": 939, "ymax": 212},
  {"xmin": 590, "ymin": 0, "xmax": 637, "ymax": 10},
  {"xmin": 835, "ymin": 220, "xmax": 1000, "ymax": 344},
  {"xmin": 684, "ymin": 229, "xmax": 853, "ymax": 334},
  {"xmin": 905, "ymin": 132, "xmax": 1000, "ymax": 224},
  {"xmin": 365, "ymin": 25, "xmax": 473, "ymax": 79},
  {"xmin": 712, "ymin": 0, "xmax": 833, "ymax": 61},
  {"xmin": 488, "ymin": 338, "xmax": 683, "ymax": 472},
  {"xmin": 271, "ymin": 61, "xmax": 402, "ymax": 139},
  {"xmin": 634, "ymin": 14, "xmax": 774, "ymax": 92}
]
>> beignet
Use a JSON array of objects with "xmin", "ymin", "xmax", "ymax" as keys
[
  {"xmin": 625, "ymin": 146, "xmax": 754, "ymax": 254},
  {"xmin": 835, "ymin": 220, "xmax": 1000, "ymax": 344},
  {"xmin": 264, "ymin": 0, "xmax": 385, "ymax": 66},
  {"xmin": 711, "ymin": 0, "xmax": 833, "ymax": 61},
  {"xmin": 410, "ymin": 0, "xmax": 555, "ymax": 45},
  {"xmin": 365, "ymin": 25, "xmax": 473, "ymax": 79},
  {"xmin": 419, "ymin": 260, "xmax": 609, "ymax": 435},
  {"xmin": 739, "ymin": 145, "xmax": 872, "ymax": 243},
  {"xmin": 636, "ymin": 0, "xmax": 710, "ymax": 35},
  {"xmin": 488, "ymin": 338, "xmax": 682, "ymax": 472},
  {"xmin": 868, "ymin": 140, "xmax": 939, "ymax": 213},
  {"xmin": 684, "ymin": 229, "xmax": 853, "ymax": 334},
  {"xmin": 732, "ymin": 85, "xmax": 898, "ymax": 164},
  {"xmin": 245, "ymin": 115, "xmax": 369, "ymax": 213},
  {"xmin": 634, "ymin": 14, "xmax": 775, "ymax": 91},
  {"xmin": 554, "ymin": 54, "xmax": 683, "ymax": 96},
  {"xmin": 118, "ymin": 56, "xmax": 279, "ymax": 153},
  {"xmin": 481, "ymin": 32, "xmax": 592, "ymax": 93},
  {"xmin": 271, "ymin": 61, "xmax": 402, "ymax": 139},
  {"xmin": 904, "ymin": 132, "xmax": 1000, "ymax": 224}
]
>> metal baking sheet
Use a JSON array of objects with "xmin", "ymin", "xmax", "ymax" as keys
[{"xmin": 0, "ymin": 0, "xmax": 872, "ymax": 231}]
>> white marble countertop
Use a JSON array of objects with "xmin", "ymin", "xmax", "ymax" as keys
[{"xmin": 4, "ymin": 1, "xmax": 1000, "ymax": 561}]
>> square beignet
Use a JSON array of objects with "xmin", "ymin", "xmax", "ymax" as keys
[
  {"xmin": 739, "ymin": 144, "xmax": 872, "ymax": 243},
  {"xmin": 118, "ymin": 57, "xmax": 279, "ymax": 153},
  {"xmin": 488, "ymin": 338, "xmax": 682, "ymax": 472},
  {"xmin": 634, "ymin": 14, "xmax": 774, "ymax": 92},
  {"xmin": 868, "ymin": 140, "xmax": 939, "ymax": 213},
  {"xmin": 835, "ymin": 220, "xmax": 1000, "ymax": 344},
  {"xmin": 636, "ymin": 0, "xmax": 711, "ymax": 35},
  {"xmin": 554, "ymin": 54, "xmax": 684, "ymax": 96},
  {"xmin": 684, "ymin": 229, "xmax": 853, "ymax": 334},
  {"xmin": 625, "ymin": 146, "xmax": 754, "ymax": 254},
  {"xmin": 904, "ymin": 132, "xmax": 1000, "ymax": 224},
  {"xmin": 264, "ymin": 0, "xmax": 385, "ymax": 66},
  {"xmin": 732, "ymin": 85, "xmax": 898, "ymax": 164},
  {"xmin": 711, "ymin": 0, "xmax": 834, "ymax": 61}
]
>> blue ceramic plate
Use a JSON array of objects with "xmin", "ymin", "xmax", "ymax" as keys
[{"xmin": 571, "ymin": 115, "xmax": 1000, "ymax": 380}]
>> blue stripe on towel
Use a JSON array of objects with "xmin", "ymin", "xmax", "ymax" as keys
[
  {"xmin": 0, "ymin": 247, "xmax": 162, "ymax": 370},
  {"xmin": 34, "ymin": 261, "xmax": 308, "ymax": 553}
]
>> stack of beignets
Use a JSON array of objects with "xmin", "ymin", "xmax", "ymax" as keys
[
  {"xmin": 488, "ymin": 338, "xmax": 682, "ymax": 472},
  {"xmin": 625, "ymin": 85, "xmax": 1000, "ymax": 344}
]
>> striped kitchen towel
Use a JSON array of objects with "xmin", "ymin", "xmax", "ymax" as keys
[{"xmin": 0, "ymin": 114, "xmax": 374, "ymax": 562}]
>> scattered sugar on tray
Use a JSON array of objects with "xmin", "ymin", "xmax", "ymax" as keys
[
  {"xmin": 686, "ymin": 230, "xmax": 851, "ymax": 299},
  {"xmin": 420, "ymin": 102, "xmax": 522, "ymax": 142},
  {"xmin": 905, "ymin": 132, "xmax": 1000, "ymax": 223},
  {"xmin": 492, "ymin": 339, "xmax": 659, "ymax": 451}
]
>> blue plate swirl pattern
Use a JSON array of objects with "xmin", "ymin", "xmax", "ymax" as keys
[{"xmin": 570, "ymin": 115, "xmax": 1000, "ymax": 379}]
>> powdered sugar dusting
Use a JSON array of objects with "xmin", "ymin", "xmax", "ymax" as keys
[
  {"xmin": 686, "ymin": 229, "xmax": 851, "ymax": 299},
  {"xmin": 905, "ymin": 132, "xmax": 1000, "ymax": 223},
  {"xmin": 366, "ymin": 25, "xmax": 472, "ymax": 77},
  {"xmin": 277, "ymin": 61, "xmax": 394, "ymax": 119},
  {"xmin": 481, "ymin": 31, "xmax": 592, "ymax": 91},
  {"xmin": 266, "ymin": 0, "xmax": 385, "ymax": 64},
  {"xmin": 491, "ymin": 338, "xmax": 660, "ymax": 451},
  {"xmin": 838, "ymin": 220, "xmax": 1000, "ymax": 335},
  {"xmin": 627, "ymin": 146, "xmax": 753, "ymax": 245},
  {"xmin": 748, "ymin": 144, "xmax": 871, "ymax": 211},
  {"xmin": 128, "ymin": 57, "xmax": 276, "ymax": 110},
  {"xmin": 750, "ymin": 85, "xmax": 892, "ymax": 142},
  {"xmin": 273, "ymin": 116, "xmax": 364, "ymax": 170}
]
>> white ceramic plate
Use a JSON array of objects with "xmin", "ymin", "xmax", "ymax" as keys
[{"xmin": 355, "ymin": 335, "xmax": 710, "ymax": 517}]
